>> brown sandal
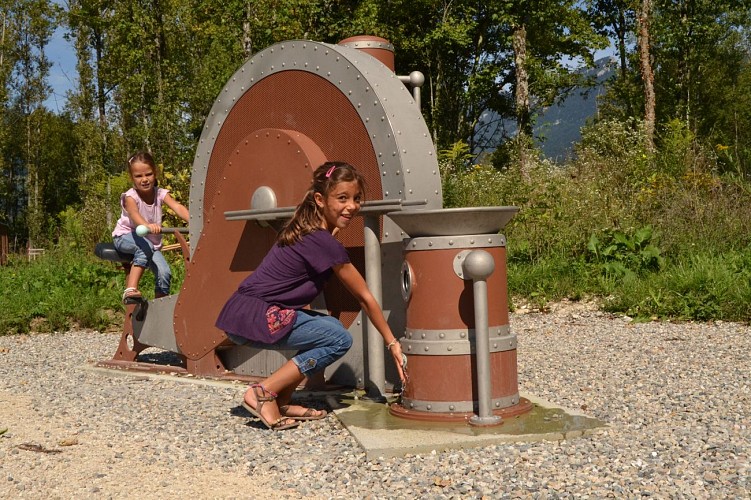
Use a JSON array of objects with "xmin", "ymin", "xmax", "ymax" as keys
[
  {"xmin": 279, "ymin": 405, "xmax": 328, "ymax": 421},
  {"xmin": 242, "ymin": 384, "xmax": 299, "ymax": 431}
]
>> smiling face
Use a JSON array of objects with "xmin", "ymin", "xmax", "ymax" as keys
[
  {"xmin": 129, "ymin": 161, "xmax": 157, "ymax": 199},
  {"xmin": 314, "ymin": 180, "xmax": 363, "ymax": 232}
]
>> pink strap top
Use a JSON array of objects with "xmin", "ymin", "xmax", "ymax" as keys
[{"xmin": 112, "ymin": 187, "xmax": 169, "ymax": 250}]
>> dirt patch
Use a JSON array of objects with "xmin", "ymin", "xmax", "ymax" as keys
[{"xmin": 0, "ymin": 390, "xmax": 296, "ymax": 498}]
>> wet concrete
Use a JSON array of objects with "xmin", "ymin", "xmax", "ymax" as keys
[{"xmin": 327, "ymin": 392, "xmax": 606, "ymax": 460}]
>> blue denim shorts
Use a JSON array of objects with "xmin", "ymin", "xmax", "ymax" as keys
[
  {"xmin": 227, "ymin": 309, "xmax": 352, "ymax": 376},
  {"xmin": 113, "ymin": 232, "xmax": 172, "ymax": 295}
]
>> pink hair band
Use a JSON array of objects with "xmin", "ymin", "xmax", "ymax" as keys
[{"xmin": 325, "ymin": 165, "xmax": 337, "ymax": 177}]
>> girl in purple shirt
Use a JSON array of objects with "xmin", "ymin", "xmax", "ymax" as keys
[{"xmin": 216, "ymin": 162, "xmax": 406, "ymax": 430}]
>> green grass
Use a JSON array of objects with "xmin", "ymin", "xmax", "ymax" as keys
[
  {"xmin": 507, "ymin": 249, "xmax": 751, "ymax": 322},
  {"xmin": 0, "ymin": 247, "xmax": 185, "ymax": 334}
]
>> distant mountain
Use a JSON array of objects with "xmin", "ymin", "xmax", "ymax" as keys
[{"xmin": 476, "ymin": 56, "xmax": 617, "ymax": 161}]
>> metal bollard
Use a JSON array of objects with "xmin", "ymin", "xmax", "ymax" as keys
[
  {"xmin": 462, "ymin": 250, "xmax": 503, "ymax": 427},
  {"xmin": 363, "ymin": 215, "xmax": 386, "ymax": 401}
]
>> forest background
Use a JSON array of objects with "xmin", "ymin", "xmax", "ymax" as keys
[{"xmin": 1, "ymin": 0, "xmax": 751, "ymax": 334}]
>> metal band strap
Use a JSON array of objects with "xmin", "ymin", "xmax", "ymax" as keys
[
  {"xmin": 401, "ymin": 393, "xmax": 521, "ymax": 413},
  {"xmin": 402, "ymin": 326, "xmax": 515, "ymax": 355}
]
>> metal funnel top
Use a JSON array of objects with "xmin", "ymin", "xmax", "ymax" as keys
[{"xmin": 387, "ymin": 206, "xmax": 519, "ymax": 237}]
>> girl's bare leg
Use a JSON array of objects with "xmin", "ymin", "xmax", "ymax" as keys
[
  {"xmin": 126, "ymin": 265, "xmax": 145, "ymax": 290},
  {"xmin": 244, "ymin": 360, "xmax": 304, "ymax": 424}
]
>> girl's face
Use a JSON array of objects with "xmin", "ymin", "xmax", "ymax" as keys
[
  {"xmin": 129, "ymin": 161, "xmax": 156, "ymax": 195},
  {"xmin": 315, "ymin": 180, "xmax": 363, "ymax": 232}
]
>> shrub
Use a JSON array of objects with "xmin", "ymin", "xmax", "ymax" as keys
[{"xmin": 438, "ymin": 116, "xmax": 751, "ymax": 321}]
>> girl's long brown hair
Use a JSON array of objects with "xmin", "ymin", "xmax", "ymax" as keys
[{"xmin": 277, "ymin": 161, "xmax": 365, "ymax": 246}]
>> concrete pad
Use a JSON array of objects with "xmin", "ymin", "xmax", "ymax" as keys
[{"xmin": 330, "ymin": 392, "xmax": 607, "ymax": 460}]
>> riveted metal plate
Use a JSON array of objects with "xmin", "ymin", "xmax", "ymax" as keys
[
  {"xmin": 403, "ymin": 234, "xmax": 506, "ymax": 251},
  {"xmin": 401, "ymin": 393, "xmax": 521, "ymax": 413},
  {"xmin": 402, "ymin": 327, "xmax": 516, "ymax": 355},
  {"xmin": 189, "ymin": 40, "xmax": 442, "ymax": 251}
]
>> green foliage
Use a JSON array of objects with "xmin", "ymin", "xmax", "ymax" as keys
[
  {"xmin": 603, "ymin": 251, "xmax": 751, "ymax": 322},
  {"xmin": 586, "ymin": 226, "xmax": 664, "ymax": 279},
  {"xmin": 0, "ymin": 245, "xmax": 186, "ymax": 334},
  {"xmin": 0, "ymin": 248, "xmax": 122, "ymax": 334},
  {"xmin": 441, "ymin": 113, "xmax": 751, "ymax": 321}
]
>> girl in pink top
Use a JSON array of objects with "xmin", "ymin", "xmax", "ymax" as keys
[{"xmin": 112, "ymin": 151, "xmax": 189, "ymax": 303}]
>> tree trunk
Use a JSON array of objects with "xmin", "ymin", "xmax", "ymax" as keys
[
  {"xmin": 617, "ymin": 9, "xmax": 628, "ymax": 82},
  {"xmin": 513, "ymin": 24, "xmax": 531, "ymax": 179},
  {"xmin": 638, "ymin": 0, "xmax": 655, "ymax": 153},
  {"xmin": 243, "ymin": 1, "xmax": 252, "ymax": 59}
]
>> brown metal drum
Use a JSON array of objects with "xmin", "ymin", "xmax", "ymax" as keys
[{"xmin": 390, "ymin": 234, "xmax": 532, "ymax": 422}]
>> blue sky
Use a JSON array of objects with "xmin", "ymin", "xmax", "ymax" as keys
[{"xmin": 45, "ymin": 25, "xmax": 77, "ymax": 112}]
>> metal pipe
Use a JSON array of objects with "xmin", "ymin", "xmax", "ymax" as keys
[
  {"xmin": 224, "ymin": 199, "xmax": 427, "ymax": 221},
  {"xmin": 462, "ymin": 250, "xmax": 502, "ymax": 427},
  {"xmin": 363, "ymin": 215, "xmax": 386, "ymax": 401},
  {"xmin": 398, "ymin": 71, "xmax": 424, "ymax": 109}
]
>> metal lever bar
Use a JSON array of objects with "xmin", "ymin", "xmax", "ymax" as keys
[{"xmin": 224, "ymin": 199, "xmax": 427, "ymax": 221}]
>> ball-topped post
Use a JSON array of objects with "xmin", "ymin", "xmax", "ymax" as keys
[{"xmin": 462, "ymin": 250, "xmax": 502, "ymax": 427}]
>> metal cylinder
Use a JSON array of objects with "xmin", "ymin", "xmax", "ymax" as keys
[
  {"xmin": 338, "ymin": 35, "xmax": 395, "ymax": 71},
  {"xmin": 390, "ymin": 234, "xmax": 532, "ymax": 422},
  {"xmin": 364, "ymin": 215, "xmax": 386, "ymax": 401}
]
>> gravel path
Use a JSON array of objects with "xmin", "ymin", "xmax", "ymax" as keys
[{"xmin": 1, "ymin": 304, "xmax": 749, "ymax": 498}]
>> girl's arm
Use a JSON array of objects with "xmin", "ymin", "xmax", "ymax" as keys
[
  {"xmin": 333, "ymin": 262, "xmax": 406, "ymax": 383},
  {"xmin": 163, "ymin": 193, "xmax": 190, "ymax": 222}
]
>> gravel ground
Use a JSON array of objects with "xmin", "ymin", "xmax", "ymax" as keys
[{"xmin": 1, "ymin": 302, "xmax": 749, "ymax": 498}]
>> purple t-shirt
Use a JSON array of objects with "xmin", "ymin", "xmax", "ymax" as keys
[{"xmin": 215, "ymin": 230, "xmax": 350, "ymax": 343}]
